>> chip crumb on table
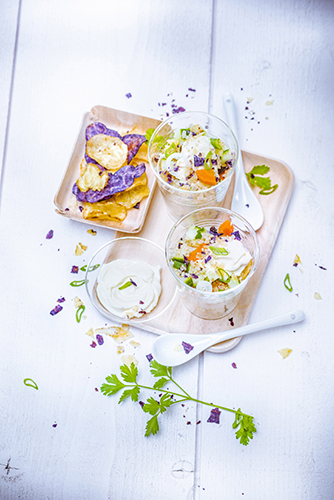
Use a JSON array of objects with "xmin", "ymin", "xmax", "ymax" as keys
[{"xmin": 278, "ymin": 348, "xmax": 293, "ymax": 359}]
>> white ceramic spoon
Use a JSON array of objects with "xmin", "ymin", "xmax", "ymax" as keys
[
  {"xmin": 223, "ymin": 93, "xmax": 264, "ymax": 231},
  {"xmin": 152, "ymin": 310, "xmax": 305, "ymax": 367}
]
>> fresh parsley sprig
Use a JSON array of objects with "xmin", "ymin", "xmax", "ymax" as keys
[
  {"xmin": 100, "ymin": 360, "xmax": 256, "ymax": 445},
  {"xmin": 246, "ymin": 165, "xmax": 278, "ymax": 195}
]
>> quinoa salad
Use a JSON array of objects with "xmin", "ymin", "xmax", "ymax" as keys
[
  {"xmin": 153, "ymin": 124, "xmax": 235, "ymax": 190},
  {"xmin": 170, "ymin": 219, "xmax": 253, "ymax": 292}
]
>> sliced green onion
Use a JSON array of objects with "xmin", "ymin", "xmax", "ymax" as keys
[
  {"xmin": 76, "ymin": 304, "xmax": 85, "ymax": 323},
  {"xmin": 173, "ymin": 260, "xmax": 183, "ymax": 269},
  {"xmin": 118, "ymin": 281, "xmax": 133, "ymax": 290},
  {"xmin": 218, "ymin": 268, "xmax": 231, "ymax": 283},
  {"xmin": 173, "ymin": 257, "xmax": 185, "ymax": 263},
  {"xmin": 210, "ymin": 137, "xmax": 222, "ymax": 150},
  {"xmin": 80, "ymin": 264, "xmax": 100, "ymax": 272},
  {"xmin": 70, "ymin": 279, "xmax": 86, "ymax": 287},
  {"xmin": 194, "ymin": 226, "xmax": 205, "ymax": 239},
  {"xmin": 284, "ymin": 273, "xmax": 293, "ymax": 292},
  {"xmin": 209, "ymin": 246, "xmax": 228, "ymax": 256},
  {"xmin": 184, "ymin": 277, "xmax": 194, "ymax": 287},
  {"xmin": 165, "ymin": 142, "xmax": 177, "ymax": 158},
  {"xmin": 259, "ymin": 184, "xmax": 278, "ymax": 195},
  {"xmin": 204, "ymin": 150, "xmax": 213, "ymax": 170},
  {"xmin": 24, "ymin": 378, "xmax": 38, "ymax": 390}
]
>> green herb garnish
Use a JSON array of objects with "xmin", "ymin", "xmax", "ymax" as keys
[
  {"xmin": 218, "ymin": 268, "xmax": 231, "ymax": 283},
  {"xmin": 118, "ymin": 281, "xmax": 133, "ymax": 290},
  {"xmin": 23, "ymin": 378, "xmax": 38, "ymax": 390},
  {"xmin": 209, "ymin": 246, "xmax": 228, "ymax": 256},
  {"xmin": 70, "ymin": 279, "xmax": 86, "ymax": 287},
  {"xmin": 194, "ymin": 226, "xmax": 205, "ymax": 239},
  {"xmin": 210, "ymin": 137, "xmax": 222, "ymax": 150},
  {"xmin": 76, "ymin": 304, "xmax": 85, "ymax": 323},
  {"xmin": 283, "ymin": 273, "xmax": 293, "ymax": 292},
  {"xmin": 246, "ymin": 165, "xmax": 278, "ymax": 195},
  {"xmin": 101, "ymin": 361, "xmax": 256, "ymax": 445}
]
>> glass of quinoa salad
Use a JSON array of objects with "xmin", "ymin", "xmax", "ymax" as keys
[
  {"xmin": 165, "ymin": 207, "xmax": 260, "ymax": 319},
  {"xmin": 148, "ymin": 111, "xmax": 238, "ymax": 221}
]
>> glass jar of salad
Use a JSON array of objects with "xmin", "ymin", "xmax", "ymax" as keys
[
  {"xmin": 165, "ymin": 207, "xmax": 259, "ymax": 319},
  {"xmin": 148, "ymin": 111, "xmax": 238, "ymax": 221}
]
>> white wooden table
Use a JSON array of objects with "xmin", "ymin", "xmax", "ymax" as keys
[{"xmin": 1, "ymin": 1, "xmax": 333, "ymax": 499}]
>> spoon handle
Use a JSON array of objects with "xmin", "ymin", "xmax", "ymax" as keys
[
  {"xmin": 223, "ymin": 93, "xmax": 240, "ymax": 141},
  {"xmin": 212, "ymin": 309, "xmax": 305, "ymax": 344}
]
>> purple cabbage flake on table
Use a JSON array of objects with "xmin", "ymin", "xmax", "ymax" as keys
[
  {"xmin": 122, "ymin": 134, "xmax": 147, "ymax": 163},
  {"xmin": 72, "ymin": 163, "xmax": 146, "ymax": 203},
  {"xmin": 96, "ymin": 334, "xmax": 104, "ymax": 346},
  {"xmin": 46, "ymin": 230, "xmax": 54, "ymax": 239},
  {"xmin": 181, "ymin": 341, "xmax": 194, "ymax": 354},
  {"xmin": 71, "ymin": 266, "xmax": 79, "ymax": 274},
  {"xmin": 207, "ymin": 407, "xmax": 221, "ymax": 424},
  {"xmin": 146, "ymin": 353, "xmax": 153, "ymax": 362},
  {"xmin": 125, "ymin": 93, "xmax": 132, "ymax": 98},
  {"xmin": 50, "ymin": 304, "xmax": 63, "ymax": 316},
  {"xmin": 57, "ymin": 297, "xmax": 66, "ymax": 303}
]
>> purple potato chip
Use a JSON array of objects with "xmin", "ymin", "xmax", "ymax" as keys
[
  {"xmin": 122, "ymin": 134, "xmax": 146, "ymax": 163},
  {"xmin": 46, "ymin": 230, "xmax": 54, "ymax": 239},
  {"xmin": 84, "ymin": 152, "xmax": 99, "ymax": 166},
  {"xmin": 181, "ymin": 341, "xmax": 194, "ymax": 354},
  {"xmin": 73, "ymin": 163, "xmax": 146, "ymax": 203},
  {"xmin": 85, "ymin": 122, "xmax": 121, "ymax": 141},
  {"xmin": 96, "ymin": 334, "xmax": 104, "ymax": 346},
  {"xmin": 90, "ymin": 341, "xmax": 97, "ymax": 348},
  {"xmin": 50, "ymin": 304, "xmax": 63, "ymax": 316},
  {"xmin": 207, "ymin": 407, "xmax": 221, "ymax": 424}
]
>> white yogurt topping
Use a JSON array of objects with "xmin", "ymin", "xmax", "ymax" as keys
[{"xmin": 96, "ymin": 259, "xmax": 161, "ymax": 319}]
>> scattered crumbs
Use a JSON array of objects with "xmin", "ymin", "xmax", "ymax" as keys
[
  {"xmin": 196, "ymin": 420, "xmax": 201, "ymax": 425},
  {"xmin": 278, "ymin": 348, "xmax": 292, "ymax": 359},
  {"xmin": 94, "ymin": 387, "xmax": 99, "ymax": 392},
  {"xmin": 181, "ymin": 341, "xmax": 194, "ymax": 354},
  {"xmin": 117, "ymin": 345, "xmax": 125, "ymax": 355},
  {"xmin": 314, "ymin": 292, "xmax": 322, "ymax": 300},
  {"xmin": 46, "ymin": 230, "xmax": 54, "ymax": 239},
  {"xmin": 174, "ymin": 344, "xmax": 183, "ymax": 352},
  {"xmin": 228, "ymin": 317, "xmax": 234, "ymax": 327},
  {"xmin": 90, "ymin": 341, "xmax": 97, "ymax": 348},
  {"xmin": 186, "ymin": 421, "xmax": 191, "ymax": 425},
  {"xmin": 265, "ymin": 116, "xmax": 269, "ymax": 120},
  {"xmin": 96, "ymin": 334, "xmax": 104, "ymax": 346},
  {"xmin": 293, "ymin": 254, "xmax": 302, "ymax": 267},
  {"xmin": 139, "ymin": 401, "xmax": 145, "ymax": 408},
  {"xmin": 121, "ymin": 354, "xmax": 138, "ymax": 367},
  {"xmin": 85, "ymin": 328, "xmax": 94, "ymax": 337},
  {"xmin": 231, "ymin": 362, "xmax": 237, "ymax": 369},
  {"xmin": 188, "ymin": 88, "xmax": 196, "ymax": 92},
  {"xmin": 146, "ymin": 353, "xmax": 153, "ymax": 362},
  {"xmin": 247, "ymin": 97, "xmax": 254, "ymax": 103},
  {"xmin": 107, "ymin": 324, "xmax": 133, "ymax": 344},
  {"xmin": 207, "ymin": 407, "xmax": 221, "ymax": 424},
  {"xmin": 57, "ymin": 297, "xmax": 65, "ymax": 303},
  {"xmin": 316, "ymin": 265, "xmax": 327, "ymax": 270},
  {"xmin": 87, "ymin": 229, "xmax": 97, "ymax": 235},
  {"xmin": 129, "ymin": 340, "xmax": 141, "ymax": 348},
  {"xmin": 125, "ymin": 92, "xmax": 132, "ymax": 98},
  {"xmin": 74, "ymin": 296, "xmax": 83, "ymax": 308},
  {"xmin": 50, "ymin": 304, "xmax": 63, "ymax": 316},
  {"xmin": 75, "ymin": 242, "xmax": 87, "ymax": 256},
  {"xmin": 52, "ymin": 423, "xmax": 57, "ymax": 428},
  {"xmin": 246, "ymin": 203, "xmax": 249, "ymax": 208},
  {"xmin": 172, "ymin": 106, "xmax": 186, "ymax": 114},
  {"xmin": 265, "ymin": 100, "xmax": 274, "ymax": 106},
  {"xmin": 71, "ymin": 265, "xmax": 79, "ymax": 274}
]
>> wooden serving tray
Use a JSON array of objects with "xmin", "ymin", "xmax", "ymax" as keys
[
  {"xmin": 54, "ymin": 105, "xmax": 161, "ymax": 233},
  {"xmin": 114, "ymin": 150, "xmax": 294, "ymax": 353}
]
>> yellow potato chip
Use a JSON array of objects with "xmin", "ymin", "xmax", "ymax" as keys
[
  {"xmin": 132, "ymin": 142, "xmax": 148, "ymax": 162},
  {"xmin": 82, "ymin": 199, "xmax": 127, "ymax": 221},
  {"xmin": 114, "ymin": 184, "xmax": 150, "ymax": 209},
  {"xmin": 121, "ymin": 354, "xmax": 138, "ymax": 367},
  {"xmin": 77, "ymin": 162, "xmax": 109, "ymax": 192},
  {"xmin": 86, "ymin": 135, "xmax": 128, "ymax": 171}
]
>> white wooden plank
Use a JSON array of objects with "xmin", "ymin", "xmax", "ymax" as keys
[
  {"xmin": 199, "ymin": 0, "xmax": 334, "ymax": 498},
  {"xmin": 0, "ymin": 0, "xmax": 20, "ymax": 181},
  {"xmin": 0, "ymin": 0, "xmax": 213, "ymax": 498}
]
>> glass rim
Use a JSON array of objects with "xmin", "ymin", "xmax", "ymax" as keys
[
  {"xmin": 165, "ymin": 206, "xmax": 260, "ymax": 296},
  {"xmin": 147, "ymin": 110, "xmax": 239, "ymax": 195}
]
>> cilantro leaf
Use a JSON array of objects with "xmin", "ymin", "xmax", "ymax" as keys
[
  {"xmin": 150, "ymin": 360, "xmax": 172, "ymax": 378},
  {"xmin": 159, "ymin": 393, "xmax": 174, "ymax": 413},
  {"xmin": 246, "ymin": 164, "xmax": 278, "ymax": 196},
  {"xmin": 118, "ymin": 386, "xmax": 140, "ymax": 404},
  {"xmin": 259, "ymin": 184, "xmax": 278, "ymax": 195},
  {"xmin": 232, "ymin": 409, "xmax": 257, "ymax": 446},
  {"xmin": 100, "ymin": 374, "xmax": 126, "ymax": 396},
  {"xmin": 247, "ymin": 165, "xmax": 270, "ymax": 176},
  {"xmin": 120, "ymin": 362, "xmax": 138, "ymax": 383},
  {"xmin": 143, "ymin": 397, "xmax": 161, "ymax": 415},
  {"xmin": 145, "ymin": 415, "xmax": 159, "ymax": 436},
  {"xmin": 248, "ymin": 175, "xmax": 271, "ymax": 190},
  {"xmin": 153, "ymin": 377, "xmax": 169, "ymax": 390}
]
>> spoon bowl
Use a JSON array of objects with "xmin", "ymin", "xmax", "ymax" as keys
[
  {"xmin": 152, "ymin": 310, "xmax": 305, "ymax": 366},
  {"xmin": 223, "ymin": 93, "xmax": 264, "ymax": 231}
]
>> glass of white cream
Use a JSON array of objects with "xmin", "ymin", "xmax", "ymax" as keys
[{"xmin": 165, "ymin": 207, "xmax": 260, "ymax": 320}]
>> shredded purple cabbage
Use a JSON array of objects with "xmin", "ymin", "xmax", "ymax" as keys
[
  {"xmin": 194, "ymin": 155, "xmax": 204, "ymax": 167},
  {"xmin": 50, "ymin": 304, "xmax": 63, "ymax": 316},
  {"xmin": 232, "ymin": 230, "xmax": 241, "ymax": 241},
  {"xmin": 204, "ymin": 255, "xmax": 212, "ymax": 264}
]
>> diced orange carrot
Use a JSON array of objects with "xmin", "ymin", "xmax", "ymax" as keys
[
  {"xmin": 188, "ymin": 242, "xmax": 206, "ymax": 261},
  {"xmin": 196, "ymin": 169, "xmax": 216, "ymax": 185},
  {"xmin": 218, "ymin": 219, "xmax": 234, "ymax": 236}
]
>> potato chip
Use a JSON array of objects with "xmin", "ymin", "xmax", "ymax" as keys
[
  {"xmin": 114, "ymin": 184, "xmax": 150, "ymax": 209},
  {"xmin": 82, "ymin": 199, "xmax": 127, "ymax": 221},
  {"xmin": 77, "ymin": 162, "xmax": 109, "ymax": 192},
  {"xmin": 86, "ymin": 122, "xmax": 121, "ymax": 141},
  {"xmin": 86, "ymin": 135, "xmax": 128, "ymax": 171},
  {"xmin": 122, "ymin": 134, "xmax": 147, "ymax": 163}
]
